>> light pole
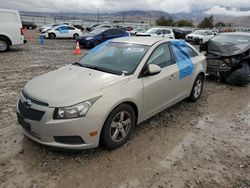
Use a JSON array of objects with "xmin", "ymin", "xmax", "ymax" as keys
[{"xmin": 97, "ymin": 8, "xmax": 100, "ymax": 24}]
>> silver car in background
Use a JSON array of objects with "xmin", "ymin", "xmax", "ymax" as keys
[{"xmin": 17, "ymin": 37, "xmax": 206, "ymax": 150}]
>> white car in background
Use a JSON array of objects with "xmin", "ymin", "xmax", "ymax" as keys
[
  {"xmin": 39, "ymin": 24, "xmax": 60, "ymax": 33},
  {"xmin": 136, "ymin": 28, "xmax": 175, "ymax": 39},
  {"xmin": 185, "ymin": 30, "xmax": 215, "ymax": 44},
  {"xmin": 0, "ymin": 9, "xmax": 25, "ymax": 52},
  {"xmin": 41, "ymin": 25, "xmax": 82, "ymax": 39}
]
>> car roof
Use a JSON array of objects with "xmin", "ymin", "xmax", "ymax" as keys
[
  {"xmin": 149, "ymin": 27, "xmax": 172, "ymax": 30},
  {"xmin": 220, "ymin": 32, "xmax": 250, "ymax": 37},
  {"xmin": 112, "ymin": 37, "xmax": 166, "ymax": 46}
]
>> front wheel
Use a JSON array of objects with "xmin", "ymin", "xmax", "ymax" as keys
[
  {"xmin": 93, "ymin": 40, "xmax": 101, "ymax": 47},
  {"xmin": 49, "ymin": 33, "xmax": 56, "ymax": 39},
  {"xmin": 101, "ymin": 104, "xmax": 136, "ymax": 150},
  {"xmin": 188, "ymin": 74, "xmax": 204, "ymax": 102}
]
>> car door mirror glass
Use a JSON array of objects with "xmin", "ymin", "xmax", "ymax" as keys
[{"xmin": 146, "ymin": 64, "xmax": 161, "ymax": 76}]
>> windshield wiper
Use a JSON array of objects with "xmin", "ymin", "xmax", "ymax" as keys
[
  {"xmin": 73, "ymin": 63, "xmax": 121, "ymax": 75},
  {"xmin": 72, "ymin": 62, "xmax": 84, "ymax": 67},
  {"xmin": 83, "ymin": 64, "xmax": 121, "ymax": 75}
]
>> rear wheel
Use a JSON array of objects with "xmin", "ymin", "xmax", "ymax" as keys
[
  {"xmin": 73, "ymin": 33, "xmax": 79, "ymax": 40},
  {"xmin": 188, "ymin": 74, "xmax": 204, "ymax": 102},
  {"xmin": 101, "ymin": 104, "xmax": 136, "ymax": 150},
  {"xmin": 0, "ymin": 37, "xmax": 10, "ymax": 52},
  {"xmin": 49, "ymin": 33, "xmax": 56, "ymax": 39}
]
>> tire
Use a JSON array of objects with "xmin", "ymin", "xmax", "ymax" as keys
[
  {"xmin": 0, "ymin": 37, "xmax": 10, "ymax": 52},
  {"xmin": 93, "ymin": 40, "xmax": 101, "ymax": 47},
  {"xmin": 188, "ymin": 74, "xmax": 204, "ymax": 102},
  {"xmin": 101, "ymin": 104, "xmax": 136, "ymax": 150},
  {"xmin": 198, "ymin": 39, "xmax": 203, "ymax": 45},
  {"xmin": 73, "ymin": 33, "xmax": 79, "ymax": 40},
  {"xmin": 49, "ymin": 33, "xmax": 56, "ymax": 39},
  {"xmin": 226, "ymin": 63, "xmax": 250, "ymax": 86}
]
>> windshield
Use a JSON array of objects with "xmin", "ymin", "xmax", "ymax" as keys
[
  {"xmin": 192, "ymin": 30, "xmax": 205, "ymax": 35},
  {"xmin": 211, "ymin": 35, "xmax": 250, "ymax": 45},
  {"xmin": 77, "ymin": 42, "xmax": 149, "ymax": 75},
  {"xmin": 89, "ymin": 28, "xmax": 107, "ymax": 35},
  {"xmin": 146, "ymin": 28, "xmax": 159, "ymax": 34}
]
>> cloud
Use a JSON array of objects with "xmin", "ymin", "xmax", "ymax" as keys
[
  {"xmin": 205, "ymin": 6, "xmax": 250, "ymax": 16},
  {"xmin": 0, "ymin": 0, "xmax": 250, "ymax": 14}
]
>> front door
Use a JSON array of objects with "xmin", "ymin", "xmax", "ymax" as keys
[{"xmin": 142, "ymin": 43, "xmax": 179, "ymax": 119}]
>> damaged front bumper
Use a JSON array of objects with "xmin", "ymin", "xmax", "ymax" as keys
[{"xmin": 206, "ymin": 59, "xmax": 231, "ymax": 76}]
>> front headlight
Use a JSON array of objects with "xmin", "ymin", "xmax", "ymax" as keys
[
  {"xmin": 54, "ymin": 96, "xmax": 101, "ymax": 119},
  {"xmin": 86, "ymin": 37, "xmax": 94, "ymax": 40}
]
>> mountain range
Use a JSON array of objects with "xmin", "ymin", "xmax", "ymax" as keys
[{"xmin": 20, "ymin": 10, "xmax": 250, "ymax": 27}]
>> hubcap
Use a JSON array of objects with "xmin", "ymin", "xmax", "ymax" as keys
[
  {"xmin": 194, "ymin": 79, "xmax": 202, "ymax": 98},
  {"xmin": 0, "ymin": 41, "xmax": 7, "ymax": 51},
  {"xmin": 110, "ymin": 111, "xmax": 131, "ymax": 142}
]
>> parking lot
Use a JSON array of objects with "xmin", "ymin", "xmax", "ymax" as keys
[{"xmin": 0, "ymin": 30, "xmax": 250, "ymax": 188}]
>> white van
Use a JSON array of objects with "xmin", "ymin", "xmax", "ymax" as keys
[{"xmin": 0, "ymin": 9, "xmax": 25, "ymax": 52}]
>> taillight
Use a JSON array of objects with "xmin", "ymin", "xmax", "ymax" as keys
[{"xmin": 21, "ymin": 28, "xmax": 24, "ymax": 35}]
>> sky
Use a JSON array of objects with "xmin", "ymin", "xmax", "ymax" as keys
[{"xmin": 0, "ymin": 0, "xmax": 250, "ymax": 16}]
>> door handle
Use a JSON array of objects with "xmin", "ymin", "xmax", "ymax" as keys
[{"xmin": 169, "ymin": 74, "xmax": 176, "ymax": 80}]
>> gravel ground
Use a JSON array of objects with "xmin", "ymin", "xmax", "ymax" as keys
[{"xmin": 0, "ymin": 30, "xmax": 249, "ymax": 188}]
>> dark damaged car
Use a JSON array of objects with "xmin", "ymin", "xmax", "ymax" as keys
[{"xmin": 200, "ymin": 32, "xmax": 250, "ymax": 86}]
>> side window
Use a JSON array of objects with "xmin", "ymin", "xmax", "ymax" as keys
[
  {"xmin": 205, "ymin": 31, "xmax": 213, "ymax": 36},
  {"xmin": 103, "ymin": 29, "xmax": 114, "ymax": 36},
  {"xmin": 67, "ymin": 26, "xmax": 75, "ymax": 30},
  {"xmin": 59, "ymin": 26, "xmax": 68, "ymax": 31},
  {"xmin": 156, "ymin": 30, "xmax": 163, "ymax": 35},
  {"xmin": 187, "ymin": 46, "xmax": 198, "ymax": 58},
  {"xmin": 163, "ymin": 30, "xmax": 171, "ymax": 34},
  {"xmin": 147, "ymin": 43, "xmax": 172, "ymax": 68},
  {"xmin": 114, "ymin": 29, "xmax": 125, "ymax": 35}
]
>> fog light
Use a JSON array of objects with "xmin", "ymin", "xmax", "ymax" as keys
[{"xmin": 89, "ymin": 131, "xmax": 98, "ymax": 137}]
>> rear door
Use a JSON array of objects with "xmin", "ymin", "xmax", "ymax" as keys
[
  {"xmin": 56, "ymin": 26, "xmax": 69, "ymax": 38},
  {"xmin": 163, "ymin": 29, "xmax": 174, "ymax": 39},
  {"xmin": 170, "ymin": 41, "xmax": 197, "ymax": 100},
  {"xmin": 66, "ymin": 26, "xmax": 76, "ymax": 38}
]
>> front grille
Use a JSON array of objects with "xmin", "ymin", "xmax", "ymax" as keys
[
  {"xmin": 18, "ymin": 100, "xmax": 45, "ymax": 121},
  {"xmin": 22, "ymin": 91, "xmax": 49, "ymax": 106},
  {"xmin": 54, "ymin": 136, "xmax": 85, "ymax": 145}
]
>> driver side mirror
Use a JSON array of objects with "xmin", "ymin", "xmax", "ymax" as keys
[{"xmin": 144, "ymin": 64, "xmax": 161, "ymax": 76}]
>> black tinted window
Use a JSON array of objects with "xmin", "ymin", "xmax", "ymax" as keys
[
  {"xmin": 163, "ymin": 30, "xmax": 171, "ymax": 34},
  {"xmin": 156, "ymin": 30, "xmax": 163, "ymax": 35},
  {"xmin": 67, "ymin": 27, "xmax": 75, "ymax": 30},
  {"xmin": 103, "ymin": 29, "xmax": 114, "ymax": 36}
]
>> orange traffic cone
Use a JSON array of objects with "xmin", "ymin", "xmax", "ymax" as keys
[{"xmin": 73, "ymin": 41, "xmax": 81, "ymax": 55}]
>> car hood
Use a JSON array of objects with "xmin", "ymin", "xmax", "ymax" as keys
[
  {"xmin": 186, "ymin": 34, "xmax": 202, "ymax": 38},
  {"xmin": 23, "ymin": 65, "xmax": 129, "ymax": 107},
  {"xmin": 136, "ymin": 32, "xmax": 151, "ymax": 36},
  {"xmin": 79, "ymin": 33, "xmax": 96, "ymax": 39},
  {"xmin": 207, "ymin": 40, "xmax": 250, "ymax": 56}
]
